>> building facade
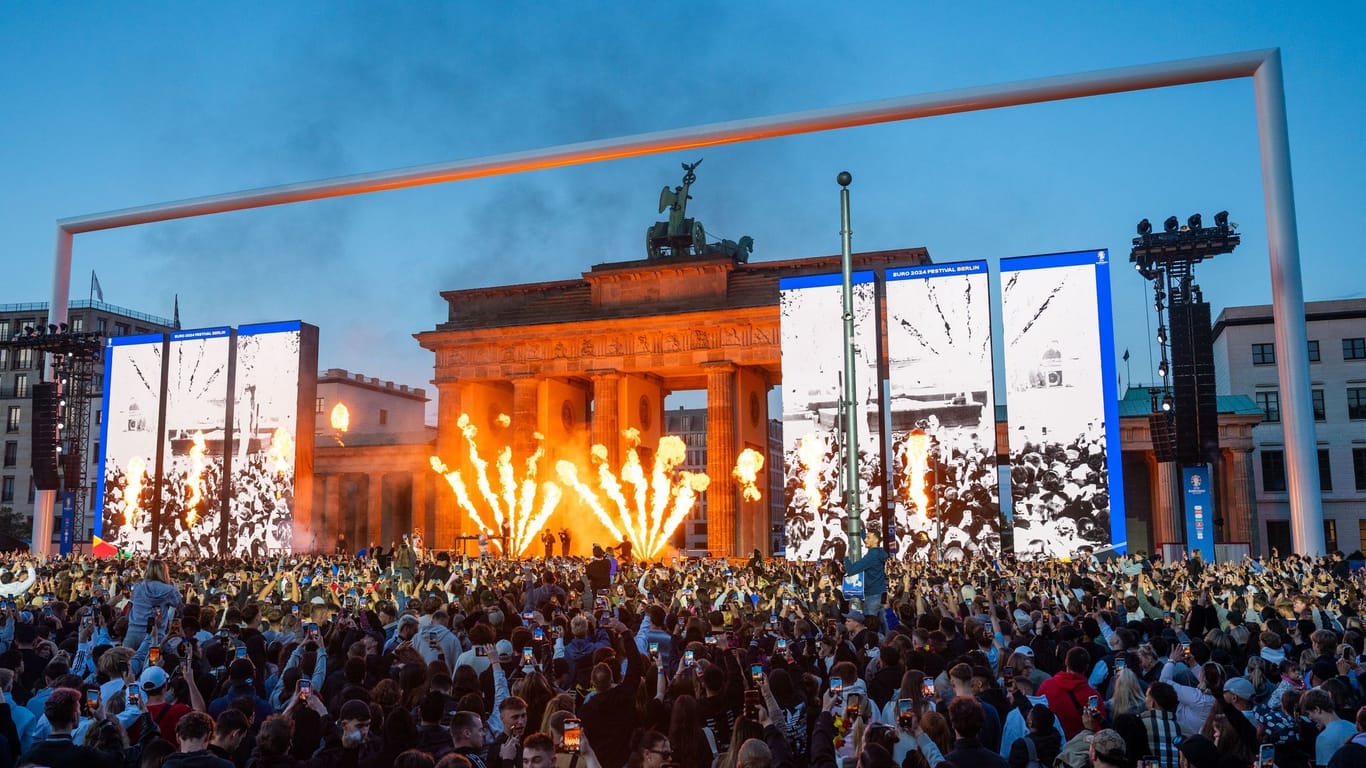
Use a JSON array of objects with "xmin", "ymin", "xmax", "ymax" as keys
[
  {"xmin": 1213, "ymin": 298, "xmax": 1366, "ymax": 554},
  {"xmin": 1, "ymin": 300, "xmax": 176, "ymax": 542},
  {"xmin": 315, "ymin": 368, "xmax": 428, "ymax": 438}
]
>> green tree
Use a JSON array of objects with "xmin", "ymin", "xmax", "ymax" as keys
[{"xmin": 0, "ymin": 506, "xmax": 28, "ymax": 541}]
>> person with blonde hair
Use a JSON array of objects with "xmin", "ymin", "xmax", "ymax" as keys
[
  {"xmin": 1108, "ymin": 667, "xmax": 1146, "ymax": 718},
  {"xmin": 124, "ymin": 559, "xmax": 182, "ymax": 649}
]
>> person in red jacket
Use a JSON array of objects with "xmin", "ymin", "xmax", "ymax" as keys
[{"xmin": 1037, "ymin": 647, "xmax": 1105, "ymax": 739}]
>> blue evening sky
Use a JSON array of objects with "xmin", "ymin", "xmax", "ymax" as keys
[{"xmin": 2, "ymin": 3, "xmax": 1363, "ymax": 421}]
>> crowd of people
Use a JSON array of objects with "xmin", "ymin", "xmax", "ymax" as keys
[{"xmin": 0, "ymin": 536, "xmax": 1364, "ymax": 768}]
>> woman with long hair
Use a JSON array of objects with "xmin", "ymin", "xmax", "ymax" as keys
[
  {"xmin": 125, "ymin": 559, "xmax": 182, "ymax": 649},
  {"xmin": 712, "ymin": 715, "xmax": 763, "ymax": 768},
  {"xmin": 247, "ymin": 714, "xmax": 304, "ymax": 768},
  {"xmin": 764, "ymin": 668, "xmax": 812, "ymax": 762},
  {"xmin": 538, "ymin": 692, "xmax": 576, "ymax": 734},
  {"xmin": 1108, "ymin": 667, "xmax": 1146, "ymax": 718},
  {"xmin": 513, "ymin": 670, "xmax": 557, "ymax": 733},
  {"xmin": 668, "ymin": 694, "xmax": 714, "ymax": 768}
]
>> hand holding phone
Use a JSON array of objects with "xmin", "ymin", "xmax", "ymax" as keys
[{"xmin": 562, "ymin": 717, "xmax": 582, "ymax": 753}]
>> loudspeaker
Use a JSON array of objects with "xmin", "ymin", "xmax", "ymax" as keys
[
  {"xmin": 31, "ymin": 382, "xmax": 59, "ymax": 491},
  {"xmin": 1149, "ymin": 411, "xmax": 1177, "ymax": 463},
  {"xmin": 1169, "ymin": 301, "xmax": 1219, "ymax": 465},
  {"xmin": 62, "ymin": 450, "xmax": 83, "ymax": 490}
]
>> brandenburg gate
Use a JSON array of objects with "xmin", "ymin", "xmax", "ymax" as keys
[{"xmin": 416, "ymin": 168, "xmax": 927, "ymax": 557}]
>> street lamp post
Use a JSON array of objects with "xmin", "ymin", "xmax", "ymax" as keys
[{"xmin": 838, "ymin": 171, "xmax": 864, "ymax": 561}]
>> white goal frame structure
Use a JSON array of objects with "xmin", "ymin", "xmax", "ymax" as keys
[{"xmin": 40, "ymin": 48, "xmax": 1323, "ymax": 556}]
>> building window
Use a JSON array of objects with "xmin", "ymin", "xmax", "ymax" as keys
[
  {"xmin": 13, "ymin": 374, "xmax": 27, "ymax": 399},
  {"xmin": 1308, "ymin": 339, "xmax": 1320, "ymax": 363},
  {"xmin": 379, "ymin": 409, "xmax": 389, "ymax": 426},
  {"xmin": 70, "ymin": 316, "xmax": 84, "ymax": 333},
  {"xmin": 1312, "ymin": 389, "xmax": 1326, "ymax": 422},
  {"xmin": 1349, "ymin": 388, "xmax": 1366, "ymax": 421},
  {"xmin": 113, "ymin": 322, "xmax": 129, "ymax": 336},
  {"xmin": 91, "ymin": 442, "xmax": 100, "ymax": 465},
  {"xmin": 95, "ymin": 410, "xmax": 102, "ymax": 426},
  {"xmin": 26, "ymin": 477, "xmax": 34, "ymax": 504},
  {"xmin": 1319, "ymin": 448, "xmax": 1333, "ymax": 492},
  {"xmin": 1261, "ymin": 449, "xmax": 1286, "ymax": 492},
  {"xmin": 4, "ymin": 407, "xmax": 18, "ymax": 433},
  {"xmin": 0, "ymin": 320, "xmax": 7, "ymax": 339},
  {"xmin": 1251, "ymin": 343, "xmax": 1275, "ymax": 365},
  {"xmin": 0, "ymin": 349, "xmax": 6, "ymax": 369},
  {"xmin": 0, "ymin": 477, "xmax": 12, "ymax": 504},
  {"xmin": 1346, "ymin": 338, "xmax": 1366, "ymax": 361},
  {"xmin": 1324, "ymin": 520, "xmax": 1338, "ymax": 553},
  {"xmin": 315, "ymin": 397, "xmax": 324, "ymax": 414},
  {"xmin": 1357, "ymin": 448, "xmax": 1366, "ymax": 492},
  {"xmin": 1255, "ymin": 391, "xmax": 1281, "ymax": 423},
  {"xmin": 15, "ymin": 349, "xmax": 33, "ymax": 370},
  {"xmin": 96, "ymin": 318, "xmax": 106, "ymax": 333},
  {"xmin": 2, "ymin": 441, "xmax": 15, "ymax": 467}
]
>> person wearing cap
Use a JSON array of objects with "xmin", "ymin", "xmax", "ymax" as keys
[
  {"xmin": 140, "ymin": 664, "xmax": 193, "ymax": 748},
  {"xmin": 310, "ymin": 698, "xmax": 379, "ymax": 767},
  {"xmin": 1221, "ymin": 677, "xmax": 1259, "ymax": 728}
]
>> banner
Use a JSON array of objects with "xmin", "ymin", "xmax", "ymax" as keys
[
  {"xmin": 1183, "ymin": 465, "xmax": 1216, "ymax": 562},
  {"xmin": 96, "ymin": 333, "xmax": 166, "ymax": 553},
  {"xmin": 779, "ymin": 271, "xmax": 883, "ymax": 560},
  {"xmin": 885, "ymin": 260, "xmax": 999, "ymax": 561},
  {"xmin": 1000, "ymin": 250, "xmax": 1126, "ymax": 558},
  {"xmin": 59, "ymin": 491, "xmax": 74, "ymax": 555},
  {"xmin": 159, "ymin": 327, "xmax": 232, "ymax": 557}
]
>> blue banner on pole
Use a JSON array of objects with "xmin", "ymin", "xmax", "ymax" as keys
[
  {"xmin": 60, "ymin": 491, "xmax": 75, "ymax": 555},
  {"xmin": 1183, "ymin": 466, "xmax": 1216, "ymax": 562}
]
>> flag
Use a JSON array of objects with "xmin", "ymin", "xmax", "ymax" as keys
[
  {"xmin": 91, "ymin": 534, "xmax": 119, "ymax": 558},
  {"xmin": 173, "ymin": 294, "xmax": 181, "ymax": 329},
  {"xmin": 91, "ymin": 271, "xmax": 104, "ymax": 303},
  {"xmin": 1122, "ymin": 349, "xmax": 1130, "ymax": 362}
]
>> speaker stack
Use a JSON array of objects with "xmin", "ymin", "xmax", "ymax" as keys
[{"xmin": 31, "ymin": 382, "xmax": 60, "ymax": 491}]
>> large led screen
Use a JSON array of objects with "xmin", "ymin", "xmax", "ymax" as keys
[
  {"xmin": 779, "ymin": 271, "xmax": 883, "ymax": 560},
  {"xmin": 229, "ymin": 321, "xmax": 314, "ymax": 556},
  {"xmin": 885, "ymin": 261, "xmax": 999, "ymax": 561},
  {"xmin": 96, "ymin": 334, "xmax": 165, "ymax": 552},
  {"xmin": 1000, "ymin": 250, "xmax": 1125, "ymax": 559},
  {"xmin": 158, "ymin": 328, "xmax": 231, "ymax": 557}
]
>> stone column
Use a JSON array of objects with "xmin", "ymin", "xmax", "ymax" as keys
[
  {"xmin": 436, "ymin": 382, "xmax": 465, "ymax": 548},
  {"xmin": 705, "ymin": 361, "xmax": 737, "ymax": 558},
  {"xmin": 1152, "ymin": 460, "xmax": 1181, "ymax": 552},
  {"xmin": 325, "ymin": 474, "xmax": 341, "ymax": 552},
  {"xmin": 512, "ymin": 376, "xmax": 540, "ymax": 462},
  {"xmin": 367, "ymin": 473, "xmax": 385, "ymax": 548},
  {"xmin": 1221, "ymin": 447, "xmax": 1254, "ymax": 546},
  {"xmin": 591, "ymin": 372, "xmax": 621, "ymax": 466}
]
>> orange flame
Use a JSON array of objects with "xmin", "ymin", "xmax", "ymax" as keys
[
  {"xmin": 797, "ymin": 433, "xmax": 824, "ymax": 516},
  {"xmin": 122, "ymin": 455, "xmax": 146, "ymax": 527},
  {"xmin": 733, "ymin": 448, "xmax": 765, "ymax": 502},
  {"xmin": 185, "ymin": 431, "xmax": 207, "ymax": 526},
  {"xmin": 268, "ymin": 427, "xmax": 294, "ymax": 475},
  {"xmin": 431, "ymin": 415, "xmax": 562, "ymax": 557},
  {"xmin": 330, "ymin": 403, "xmax": 350, "ymax": 432},
  {"xmin": 901, "ymin": 429, "xmax": 931, "ymax": 517}
]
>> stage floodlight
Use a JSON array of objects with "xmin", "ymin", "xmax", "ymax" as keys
[
  {"xmin": 1161, "ymin": 395, "xmax": 1174, "ymax": 412},
  {"xmin": 1214, "ymin": 210, "xmax": 1229, "ymax": 229},
  {"xmin": 1164, "ymin": 216, "xmax": 1179, "ymax": 233},
  {"xmin": 1158, "ymin": 361, "xmax": 1168, "ymax": 378},
  {"xmin": 1157, "ymin": 326, "xmax": 1167, "ymax": 344},
  {"xmin": 1137, "ymin": 218, "xmax": 1152, "ymax": 236},
  {"xmin": 59, "ymin": 322, "xmax": 69, "ymax": 333},
  {"xmin": 1188, "ymin": 213, "xmax": 1202, "ymax": 230}
]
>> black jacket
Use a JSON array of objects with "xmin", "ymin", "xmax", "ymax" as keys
[
  {"xmin": 944, "ymin": 737, "xmax": 1009, "ymax": 768},
  {"xmin": 1007, "ymin": 728, "xmax": 1063, "ymax": 768},
  {"xmin": 19, "ymin": 735, "xmax": 120, "ymax": 768},
  {"xmin": 163, "ymin": 750, "xmax": 236, "ymax": 768}
]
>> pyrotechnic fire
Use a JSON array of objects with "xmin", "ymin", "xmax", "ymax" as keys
[
  {"xmin": 902, "ymin": 429, "xmax": 931, "ymax": 517},
  {"xmin": 185, "ymin": 431, "xmax": 207, "ymax": 526},
  {"xmin": 123, "ymin": 455, "xmax": 146, "ymax": 527},
  {"xmin": 733, "ymin": 448, "xmax": 765, "ymax": 502},
  {"xmin": 330, "ymin": 403, "xmax": 350, "ymax": 432},
  {"xmin": 558, "ymin": 431, "xmax": 707, "ymax": 559},
  {"xmin": 797, "ymin": 433, "xmax": 824, "ymax": 516},
  {"xmin": 431, "ymin": 414, "xmax": 563, "ymax": 556},
  {"xmin": 268, "ymin": 427, "xmax": 294, "ymax": 475}
]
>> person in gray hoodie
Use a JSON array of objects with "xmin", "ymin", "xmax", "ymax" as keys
[{"xmin": 123, "ymin": 559, "xmax": 183, "ymax": 649}]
